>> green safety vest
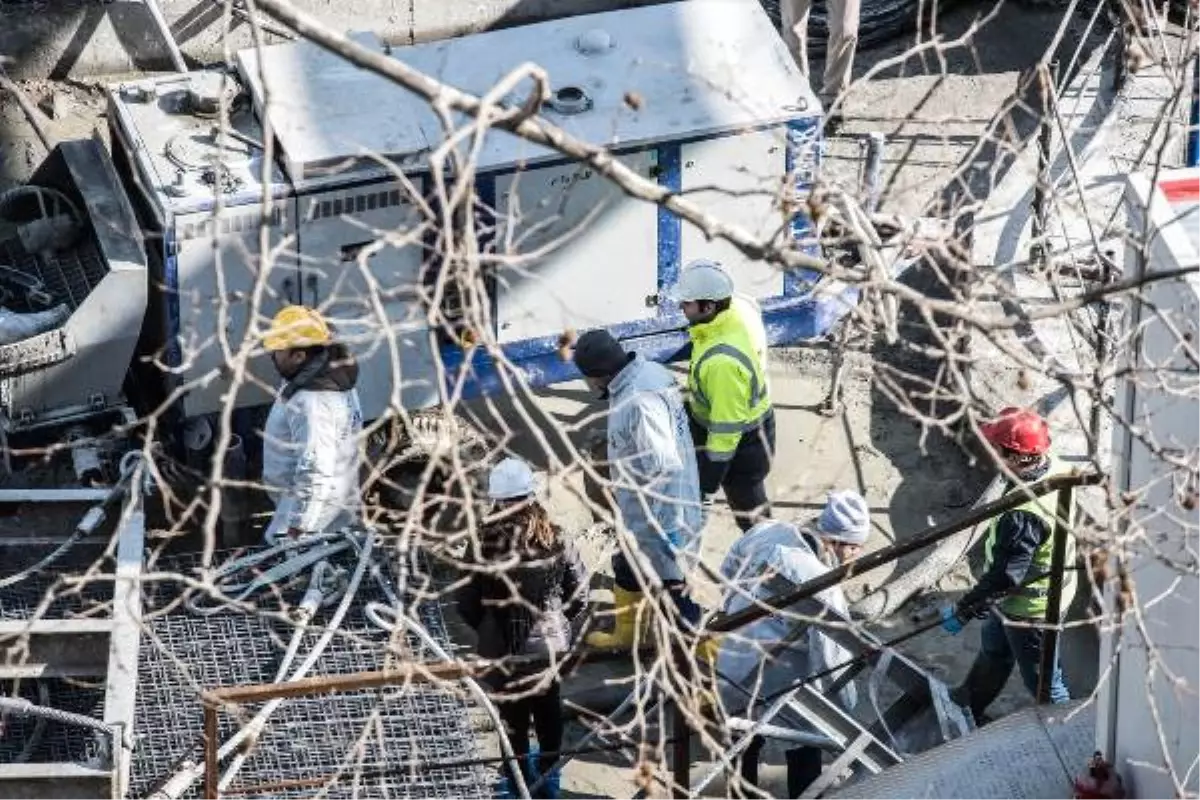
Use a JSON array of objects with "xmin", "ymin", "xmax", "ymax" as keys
[
  {"xmin": 686, "ymin": 308, "xmax": 772, "ymax": 462},
  {"xmin": 984, "ymin": 456, "xmax": 1077, "ymax": 619}
]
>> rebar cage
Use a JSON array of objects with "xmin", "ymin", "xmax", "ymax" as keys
[{"xmin": 131, "ymin": 547, "xmax": 496, "ymax": 799}]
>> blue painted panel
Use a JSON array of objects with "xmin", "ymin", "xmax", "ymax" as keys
[
  {"xmin": 784, "ymin": 117, "xmax": 823, "ymax": 296},
  {"xmin": 655, "ymin": 142, "xmax": 683, "ymax": 311},
  {"xmin": 164, "ymin": 227, "xmax": 181, "ymax": 369},
  {"xmin": 475, "ymin": 173, "xmax": 499, "ymax": 330},
  {"xmin": 437, "ymin": 287, "xmax": 859, "ymax": 400}
]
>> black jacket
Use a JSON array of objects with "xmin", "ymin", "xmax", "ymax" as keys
[
  {"xmin": 457, "ymin": 527, "xmax": 586, "ymax": 660},
  {"xmin": 957, "ymin": 509, "xmax": 1050, "ymax": 617},
  {"xmin": 282, "ymin": 343, "xmax": 359, "ymax": 399}
]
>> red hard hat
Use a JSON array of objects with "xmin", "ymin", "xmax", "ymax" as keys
[{"xmin": 980, "ymin": 407, "xmax": 1051, "ymax": 455}]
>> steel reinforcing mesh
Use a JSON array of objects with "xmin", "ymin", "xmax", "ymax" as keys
[{"xmin": 130, "ymin": 547, "xmax": 495, "ymax": 799}]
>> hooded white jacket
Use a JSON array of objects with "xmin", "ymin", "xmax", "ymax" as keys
[
  {"xmin": 605, "ymin": 353, "xmax": 704, "ymax": 584},
  {"xmin": 717, "ymin": 520, "xmax": 858, "ymax": 712},
  {"xmin": 261, "ymin": 345, "xmax": 363, "ymax": 540}
]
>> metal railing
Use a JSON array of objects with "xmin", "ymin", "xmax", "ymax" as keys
[{"xmin": 194, "ymin": 471, "xmax": 1101, "ymax": 799}]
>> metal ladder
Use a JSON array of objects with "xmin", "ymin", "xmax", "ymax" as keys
[{"xmin": 692, "ymin": 595, "xmax": 971, "ymax": 798}]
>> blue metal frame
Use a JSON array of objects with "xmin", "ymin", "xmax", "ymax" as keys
[
  {"xmin": 1187, "ymin": 53, "xmax": 1199, "ymax": 169},
  {"xmin": 432, "ymin": 115, "xmax": 859, "ymax": 402},
  {"xmin": 164, "ymin": 226, "xmax": 182, "ymax": 369}
]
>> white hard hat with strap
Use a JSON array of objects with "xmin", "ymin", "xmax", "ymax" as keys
[{"xmin": 674, "ymin": 259, "xmax": 735, "ymax": 302}]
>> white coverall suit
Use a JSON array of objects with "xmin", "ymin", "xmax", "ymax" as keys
[
  {"xmin": 718, "ymin": 519, "xmax": 858, "ymax": 710},
  {"xmin": 261, "ymin": 348, "xmax": 363, "ymax": 543}
]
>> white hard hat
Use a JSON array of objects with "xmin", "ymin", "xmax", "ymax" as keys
[
  {"xmin": 815, "ymin": 490, "xmax": 871, "ymax": 544},
  {"xmin": 487, "ymin": 457, "xmax": 539, "ymax": 500},
  {"xmin": 673, "ymin": 259, "xmax": 735, "ymax": 302}
]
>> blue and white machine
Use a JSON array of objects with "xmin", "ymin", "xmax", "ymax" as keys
[{"xmin": 104, "ymin": 0, "xmax": 833, "ymax": 430}]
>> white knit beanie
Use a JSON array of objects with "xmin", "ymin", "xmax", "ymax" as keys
[{"xmin": 816, "ymin": 490, "xmax": 871, "ymax": 544}]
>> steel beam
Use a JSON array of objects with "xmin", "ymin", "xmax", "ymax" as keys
[
  {"xmin": 103, "ymin": 497, "xmax": 146, "ymax": 799},
  {"xmin": 0, "ymin": 488, "xmax": 113, "ymax": 504},
  {"xmin": 0, "ymin": 621, "xmax": 110, "ymax": 678},
  {"xmin": 0, "ymin": 763, "xmax": 112, "ymax": 799}
]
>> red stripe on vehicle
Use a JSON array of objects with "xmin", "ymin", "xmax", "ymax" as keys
[{"xmin": 1160, "ymin": 178, "xmax": 1200, "ymax": 204}]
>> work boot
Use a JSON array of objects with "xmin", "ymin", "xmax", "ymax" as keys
[
  {"xmin": 585, "ymin": 587, "xmax": 646, "ymax": 649},
  {"xmin": 693, "ymin": 633, "xmax": 721, "ymax": 715},
  {"xmin": 953, "ymin": 655, "xmax": 1010, "ymax": 725}
]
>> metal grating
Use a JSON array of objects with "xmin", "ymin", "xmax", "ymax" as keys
[
  {"xmin": 829, "ymin": 702, "xmax": 1096, "ymax": 799},
  {"xmin": 0, "ymin": 542, "xmax": 113, "ymax": 621},
  {"xmin": 0, "ymin": 678, "xmax": 107, "ymax": 765},
  {"xmin": 0, "ymin": 235, "xmax": 107, "ymax": 313},
  {"xmin": 131, "ymin": 547, "xmax": 495, "ymax": 799}
]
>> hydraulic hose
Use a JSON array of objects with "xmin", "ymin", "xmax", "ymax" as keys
[
  {"xmin": 2, "ymin": 682, "xmax": 50, "ymax": 764},
  {"xmin": 217, "ymin": 560, "xmax": 342, "ymax": 792},
  {"xmin": 0, "ymin": 464, "xmax": 139, "ymax": 589},
  {"xmin": 151, "ymin": 529, "xmax": 374, "ymax": 800},
  {"xmin": 365, "ymin": 602, "xmax": 533, "ymax": 800}
]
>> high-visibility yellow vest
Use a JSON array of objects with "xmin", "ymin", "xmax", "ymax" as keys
[
  {"xmin": 984, "ymin": 456, "xmax": 1077, "ymax": 619},
  {"xmin": 687, "ymin": 307, "xmax": 772, "ymax": 461},
  {"xmin": 733, "ymin": 294, "xmax": 768, "ymax": 371}
]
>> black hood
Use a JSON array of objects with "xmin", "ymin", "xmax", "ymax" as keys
[{"xmin": 282, "ymin": 343, "xmax": 359, "ymax": 400}]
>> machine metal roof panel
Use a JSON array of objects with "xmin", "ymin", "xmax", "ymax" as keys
[{"xmin": 236, "ymin": 0, "xmax": 818, "ymax": 183}]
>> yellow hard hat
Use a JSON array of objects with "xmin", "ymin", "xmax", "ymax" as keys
[{"xmin": 262, "ymin": 305, "xmax": 332, "ymax": 352}]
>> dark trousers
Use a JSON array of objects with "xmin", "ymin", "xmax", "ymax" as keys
[
  {"xmin": 739, "ymin": 735, "xmax": 823, "ymax": 798},
  {"xmin": 496, "ymin": 680, "xmax": 564, "ymax": 799},
  {"xmin": 691, "ymin": 410, "xmax": 776, "ymax": 532},
  {"xmin": 958, "ymin": 610, "xmax": 1070, "ymax": 722}
]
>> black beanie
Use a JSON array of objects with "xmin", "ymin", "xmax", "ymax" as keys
[{"xmin": 573, "ymin": 330, "xmax": 630, "ymax": 378}]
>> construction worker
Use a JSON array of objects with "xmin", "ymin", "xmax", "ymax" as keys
[
  {"xmin": 260, "ymin": 305, "xmax": 363, "ymax": 544},
  {"xmin": 717, "ymin": 490, "xmax": 870, "ymax": 797},
  {"xmin": 571, "ymin": 329, "xmax": 704, "ymax": 648},
  {"xmin": 457, "ymin": 457, "xmax": 585, "ymax": 799},
  {"xmin": 941, "ymin": 407, "xmax": 1075, "ymax": 723},
  {"xmin": 781, "ymin": 0, "xmax": 860, "ymax": 131},
  {"xmin": 674, "ymin": 259, "xmax": 775, "ymax": 533}
]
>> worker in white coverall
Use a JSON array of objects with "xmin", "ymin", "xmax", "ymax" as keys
[
  {"xmin": 571, "ymin": 329, "xmax": 705, "ymax": 649},
  {"xmin": 716, "ymin": 490, "xmax": 870, "ymax": 797},
  {"xmin": 781, "ymin": 0, "xmax": 860, "ymax": 129},
  {"xmin": 260, "ymin": 305, "xmax": 364, "ymax": 543}
]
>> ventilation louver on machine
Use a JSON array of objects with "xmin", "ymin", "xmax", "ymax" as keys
[{"xmin": 0, "ymin": 140, "xmax": 147, "ymax": 432}]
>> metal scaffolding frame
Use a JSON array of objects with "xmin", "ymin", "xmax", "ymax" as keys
[{"xmin": 0, "ymin": 480, "xmax": 147, "ymax": 799}]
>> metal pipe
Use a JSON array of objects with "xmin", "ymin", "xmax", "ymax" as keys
[
  {"xmin": 203, "ymin": 703, "xmax": 218, "ymax": 800},
  {"xmin": 861, "ymin": 132, "xmax": 885, "ymax": 213},
  {"xmin": 1037, "ymin": 485, "xmax": 1075, "ymax": 702},
  {"xmin": 710, "ymin": 472, "xmax": 1101, "ymax": 635},
  {"xmin": 0, "ymin": 66, "xmax": 55, "ymax": 152},
  {"xmin": 1030, "ymin": 61, "xmax": 1059, "ymax": 267},
  {"xmin": 143, "ymin": 0, "xmax": 188, "ymax": 73},
  {"xmin": 1112, "ymin": 15, "xmax": 1127, "ymax": 94}
]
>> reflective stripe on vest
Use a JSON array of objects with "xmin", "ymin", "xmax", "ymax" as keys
[
  {"xmin": 690, "ymin": 343, "xmax": 766, "ymax": 427},
  {"xmin": 984, "ymin": 457, "xmax": 1077, "ymax": 618},
  {"xmin": 687, "ymin": 311, "xmax": 772, "ymax": 437}
]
